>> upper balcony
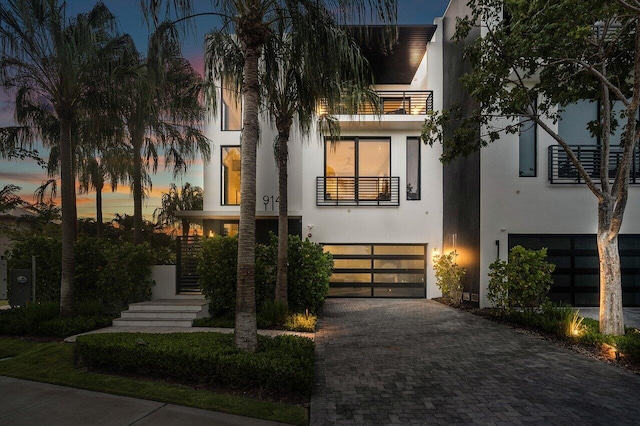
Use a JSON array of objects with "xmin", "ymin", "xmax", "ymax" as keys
[
  {"xmin": 548, "ymin": 145, "xmax": 640, "ymax": 184},
  {"xmin": 318, "ymin": 90, "xmax": 434, "ymax": 130}
]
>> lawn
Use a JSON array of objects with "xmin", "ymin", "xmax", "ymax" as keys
[{"xmin": 0, "ymin": 337, "xmax": 308, "ymax": 426}]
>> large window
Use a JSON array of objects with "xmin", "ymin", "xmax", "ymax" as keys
[
  {"xmin": 221, "ymin": 146, "xmax": 241, "ymax": 205},
  {"xmin": 519, "ymin": 116, "xmax": 537, "ymax": 177},
  {"xmin": 406, "ymin": 137, "xmax": 421, "ymax": 199},
  {"xmin": 221, "ymin": 79, "xmax": 241, "ymax": 131},
  {"xmin": 324, "ymin": 137, "xmax": 390, "ymax": 201}
]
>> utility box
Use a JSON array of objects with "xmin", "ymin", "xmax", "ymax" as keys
[
  {"xmin": 0, "ymin": 259, "xmax": 7, "ymax": 300},
  {"xmin": 9, "ymin": 269, "xmax": 31, "ymax": 307}
]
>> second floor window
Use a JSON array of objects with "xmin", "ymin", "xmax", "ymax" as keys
[
  {"xmin": 325, "ymin": 137, "xmax": 391, "ymax": 201},
  {"xmin": 221, "ymin": 79, "xmax": 242, "ymax": 131},
  {"xmin": 519, "ymin": 116, "xmax": 537, "ymax": 177},
  {"xmin": 406, "ymin": 137, "xmax": 421, "ymax": 199},
  {"xmin": 221, "ymin": 146, "xmax": 241, "ymax": 205}
]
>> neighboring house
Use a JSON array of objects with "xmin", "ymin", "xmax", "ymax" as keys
[
  {"xmin": 184, "ymin": 0, "xmax": 640, "ymax": 307},
  {"xmin": 440, "ymin": 0, "xmax": 640, "ymax": 308}
]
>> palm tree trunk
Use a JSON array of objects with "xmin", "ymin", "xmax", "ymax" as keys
[
  {"xmin": 132, "ymin": 135, "xmax": 144, "ymax": 245},
  {"xmin": 96, "ymin": 184, "xmax": 103, "ymax": 239},
  {"xmin": 181, "ymin": 218, "xmax": 190, "ymax": 237},
  {"xmin": 235, "ymin": 14, "xmax": 268, "ymax": 352},
  {"xmin": 59, "ymin": 115, "xmax": 76, "ymax": 316},
  {"xmin": 275, "ymin": 124, "xmax": 291, "ymax": 309}
]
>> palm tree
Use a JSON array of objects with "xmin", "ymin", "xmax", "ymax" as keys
[
  {"xmin": 77, "ymin": 149, "xmax": 129, "ymax": 239},
  {"xmin": 153, "ymin": 182, "xmax": 203, "ymax": 236},
  {"xmin": 145, "ymin": 0, "xmax": 396, "ymax": 352},
  {"xmin": 0, "ymin": 0, "xmax": 124, "ymax": 315},
  {"xmin": 261, "ymin": 13, "xmax": 378, "ymax": 310},
  {"xmin": 119, "ymin": 34, "xmax": 210, "ymax": 245}
]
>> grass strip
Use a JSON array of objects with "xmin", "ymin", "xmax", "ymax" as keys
[{"xmin": 0, "ymin": 337, "xmax": 307, "ymax": 426}]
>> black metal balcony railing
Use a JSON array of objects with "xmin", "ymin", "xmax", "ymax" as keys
[
  {"xmin": 319, "ymin": 90, "xmax": 433, "ymax": 116},
  {"xmin": 548, "ymin": 145, "xmax": 640, "ymax": 184},
  {"xmin": 316, "ymin": 176, "xmax": 400, "ymax": 206}
]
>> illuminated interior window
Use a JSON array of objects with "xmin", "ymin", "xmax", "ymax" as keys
[
  {"xmin": 221, "ymin": 79, "xmax": 241, "ymax": 131},
  {"xmin": 324, "ymin": 138, "xmax": 390, "ymax": 201},
  {"xmin": 221, "ymin": 146, "xmax": 241, "ymax": 205},
  {"xmin": 223, "ymin": 222, "xmax": 238, "ymax": 237},
  {"xmin": 406, "ymin": 137, "xmax": 421, "ymax": 199}
]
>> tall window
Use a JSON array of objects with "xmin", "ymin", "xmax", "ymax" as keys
[
  {"xmin": 519, "ymin": 116, "xmax": 537, "ymax": 177},
  {"xmin": 221, "ymin": 79, "xmax": 241, "ymax": 131},
  {"xmin": 325, "ymin": 137, "xmax": 390, "ymax": 200},
  {"xmin": 406, "ymin": 137, "xmax": 421, "ymax": 199},
  {"xmin": 221, "ymin": 146, "xmax": 241, "ymax": 205}
]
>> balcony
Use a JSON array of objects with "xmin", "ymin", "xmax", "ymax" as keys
[
  {"xmin": 316, "ymin": 176, "xmax": 400, "ymax": 206},
  {"xmin": 320, "ymin": 90, "xmax": 433, "ymax": 115},
  {"xmin": 548, "ymin": 145, "xmax": 640, "ymax": 184}
]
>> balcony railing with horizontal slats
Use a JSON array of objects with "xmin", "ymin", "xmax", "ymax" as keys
[
  {"xmin": 319, "ymin": 90, "xmax": 433, "ymax": 116},
  {"xmin": 316, "ymin": 176, "xmax": 400, "ymax": 206},
  {"xmin": 548, "ymin": 145, "xmax": 640, "ymax": 184}
]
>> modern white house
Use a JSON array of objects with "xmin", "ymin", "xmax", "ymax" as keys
[{"xmin": 178, "ymin": 0, "xmax": 640, "ymax": 308}]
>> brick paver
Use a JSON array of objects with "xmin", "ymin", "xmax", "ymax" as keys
[{"xmin": 310, "ymin": 299, "xmax": 640, "ymax": 425}]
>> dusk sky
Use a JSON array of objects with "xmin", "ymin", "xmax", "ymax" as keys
[{"xmin": 0, "ymin": 0, "xmax": 450, "ymax": 222}]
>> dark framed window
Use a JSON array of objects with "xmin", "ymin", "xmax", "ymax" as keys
[
  {"xmin": 406, "ymin": 137, "xmax": 421, "ymax": 200},
  {"xmin": 519, "ymin": 115, "xmax": 537, "ymax": 177},
  {"xmin": 324, "ymin": 137, "xmax": 391, "ymax": 201},
  {"xmin": 221, "ymin": 79, "xmax": 241, "ymax": 131},
  {"xmin": 221, "ymin": 146, "xmax": 241, "ymax": 205}
]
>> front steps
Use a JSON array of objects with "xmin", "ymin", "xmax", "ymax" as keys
[{"xmin": 113, "ymin": 298, "xmax": 209, "ymax": 327}]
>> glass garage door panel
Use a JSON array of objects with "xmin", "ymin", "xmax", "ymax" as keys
[
  {"xmin": 509, "ymin": 234, "xmax": 640, "ymax": 307},
  {"xmin": 324, "ymin": 243, "xmax": 427, "ymax": 298}
]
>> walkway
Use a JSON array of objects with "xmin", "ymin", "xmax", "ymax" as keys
[{"xmin": 311, "ymin": 299, "xmax": 640, "ymax": 425}]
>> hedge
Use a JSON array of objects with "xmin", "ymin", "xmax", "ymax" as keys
[{"xmin": 75, "ymin": 332, "xmax": 315, "ymax": 396}]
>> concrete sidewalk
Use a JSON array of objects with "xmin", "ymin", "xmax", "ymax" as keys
[{"xmin": 0, "ymin": 376, "xmax": 291, "ymax": 426}]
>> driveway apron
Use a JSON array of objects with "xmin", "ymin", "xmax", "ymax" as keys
[{"xmin": 310, "ymin": 299, "xmax": 640, "ymax": 425}]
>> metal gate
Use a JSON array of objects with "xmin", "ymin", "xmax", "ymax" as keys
[{"xmin": 176, "ymin": 236, "xmax": 202, "ymax": 293}]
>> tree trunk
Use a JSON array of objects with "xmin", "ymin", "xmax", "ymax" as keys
[
  {"xmin": 596, "ymin": 193, "xmax": 625, "ymax": 335},
  {"xmin": 234, "ymin": 14, "xmax": 267, "ymax": 352},
  {"xmin": 275, "ymin": 126, "xmax": 291, "ymax": 309},
  {"xmin": 598, "ymin": 227, "xmax": 624, "ymax": 335},
  {"xmin": 181, "ymin": 218, "xmax": 190, "ymax": 237},
  {"xmin": 59, "ymin": 115, "xmax": 76, "ymax": 316},
  {"xmin": 132, "ymin": 134, "xmax": 144, "ymax": 245},
  {"xmin": 96, "ymin": 185, "xmax": 103, "ymax": 239}
]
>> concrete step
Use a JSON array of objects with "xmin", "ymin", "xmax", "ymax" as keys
[
  {"xmin": 113, "ymin": 298, "xmax": 209, "ymax": 327},
  {"xmin": 112, "ymin": 317, "xmax": 194, "ymax": 327},
  {"xmin": 119, "ymin": 310, "xmax": 199, "ymax": 320}
]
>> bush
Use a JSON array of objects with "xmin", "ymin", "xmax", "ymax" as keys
[
  {"xmin": 7, "ymin": 235, "xmax": 155, "ymax": 313},
  {"xmin": 258, "ymin": 300, "xmax": 288, "ymax": 329},
  {"xmin": 433, "ymin": 250, "xmax": 465, "ymax": 306},
  {"xmin": 7, "ymin": 235, "xmax": 62, "ymax": 302},
  {"xmin": 285, "ymin": 235, "xmax": 332, "ymax": 314},
  {"xmin": 198, "ymin": 234, "xmax": 332, "ymax": 317},
  {"xmin": 197, "ymin": 236, "xmax": 240, "ymax": 317},
  {"xmin": 488, "ymin": 245, "xmax": 555, "ymax": 312},
  {"xmin": 75, "ymin": 332, "xmax": 315, "ymax": 396},
  {"xmin": 0, "ymin": 301, "xmax": 112, "ymax": 337},
  {"xmin": 285, "ymin": 313, "xmax": 317, "ymax": 332}
]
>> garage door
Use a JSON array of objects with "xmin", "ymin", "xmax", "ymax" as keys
[
  {"xmin": 323, "ymin": 244, "xmax": 426, "ymax": 298},
  {"xmin": 509, "ymin": 234, "xmax": 640, "ymax": 307}
]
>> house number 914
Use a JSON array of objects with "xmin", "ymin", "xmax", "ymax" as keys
[{"xmin": 263, "ymin": 195, "xmax": 279, "ymax": 211}]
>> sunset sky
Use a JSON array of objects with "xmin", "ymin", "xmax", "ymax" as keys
[{"xmin": 0, "ymin": 0, "xmax": 449, "ymax": 222}]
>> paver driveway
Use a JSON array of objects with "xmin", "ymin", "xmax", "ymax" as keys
[{"xmin": 310, "ymin": 299, "xmax": 640, "ymax": 425}]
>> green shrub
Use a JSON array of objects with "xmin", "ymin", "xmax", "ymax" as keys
[
  {"xmin": 7, "ymin": 235, "xmax": 155, "ymax": 313},
  {"xmin": 285, "ymin": 313, "xmax": 317, "ymax": 332},
  {"xmin": 488, "ymin": 245, "xmax": 555, "ymax": 312},
  {"xmin": 198, "ymin": 236, "xmax": 240, "ymax": 317},
  {"xmin": 37, "ymin": 315, "xmax": 114, "ymax": 338},
  {"xmin": 286, "ymin": 235, "xmax": 332, "ymax": 314},
  {"xmin": 616, "ymin": 330, "xmax": 640, "ymax": 361},
  {"xmin": 258, "ymin": 300, "xmax": 288, "ymax": 329},
  {"xmin": 198, "ymin": 234, "xmax": 332, "ymax": 317},
  {"xmin": 433, "ymin": 250, "xmax": 465, "ymax": 306},
  {"xmin": 7, "ymin": 235, "xmax": 62, "ymax": 302},
  {"xmin": 75, "ymin": 332, "xmax": 315, "ymax": 396}
]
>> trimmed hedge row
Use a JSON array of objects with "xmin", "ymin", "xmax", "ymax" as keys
[{"xmin": 75, "ymin": 332, "xmax": 315, "ymax": 396}]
